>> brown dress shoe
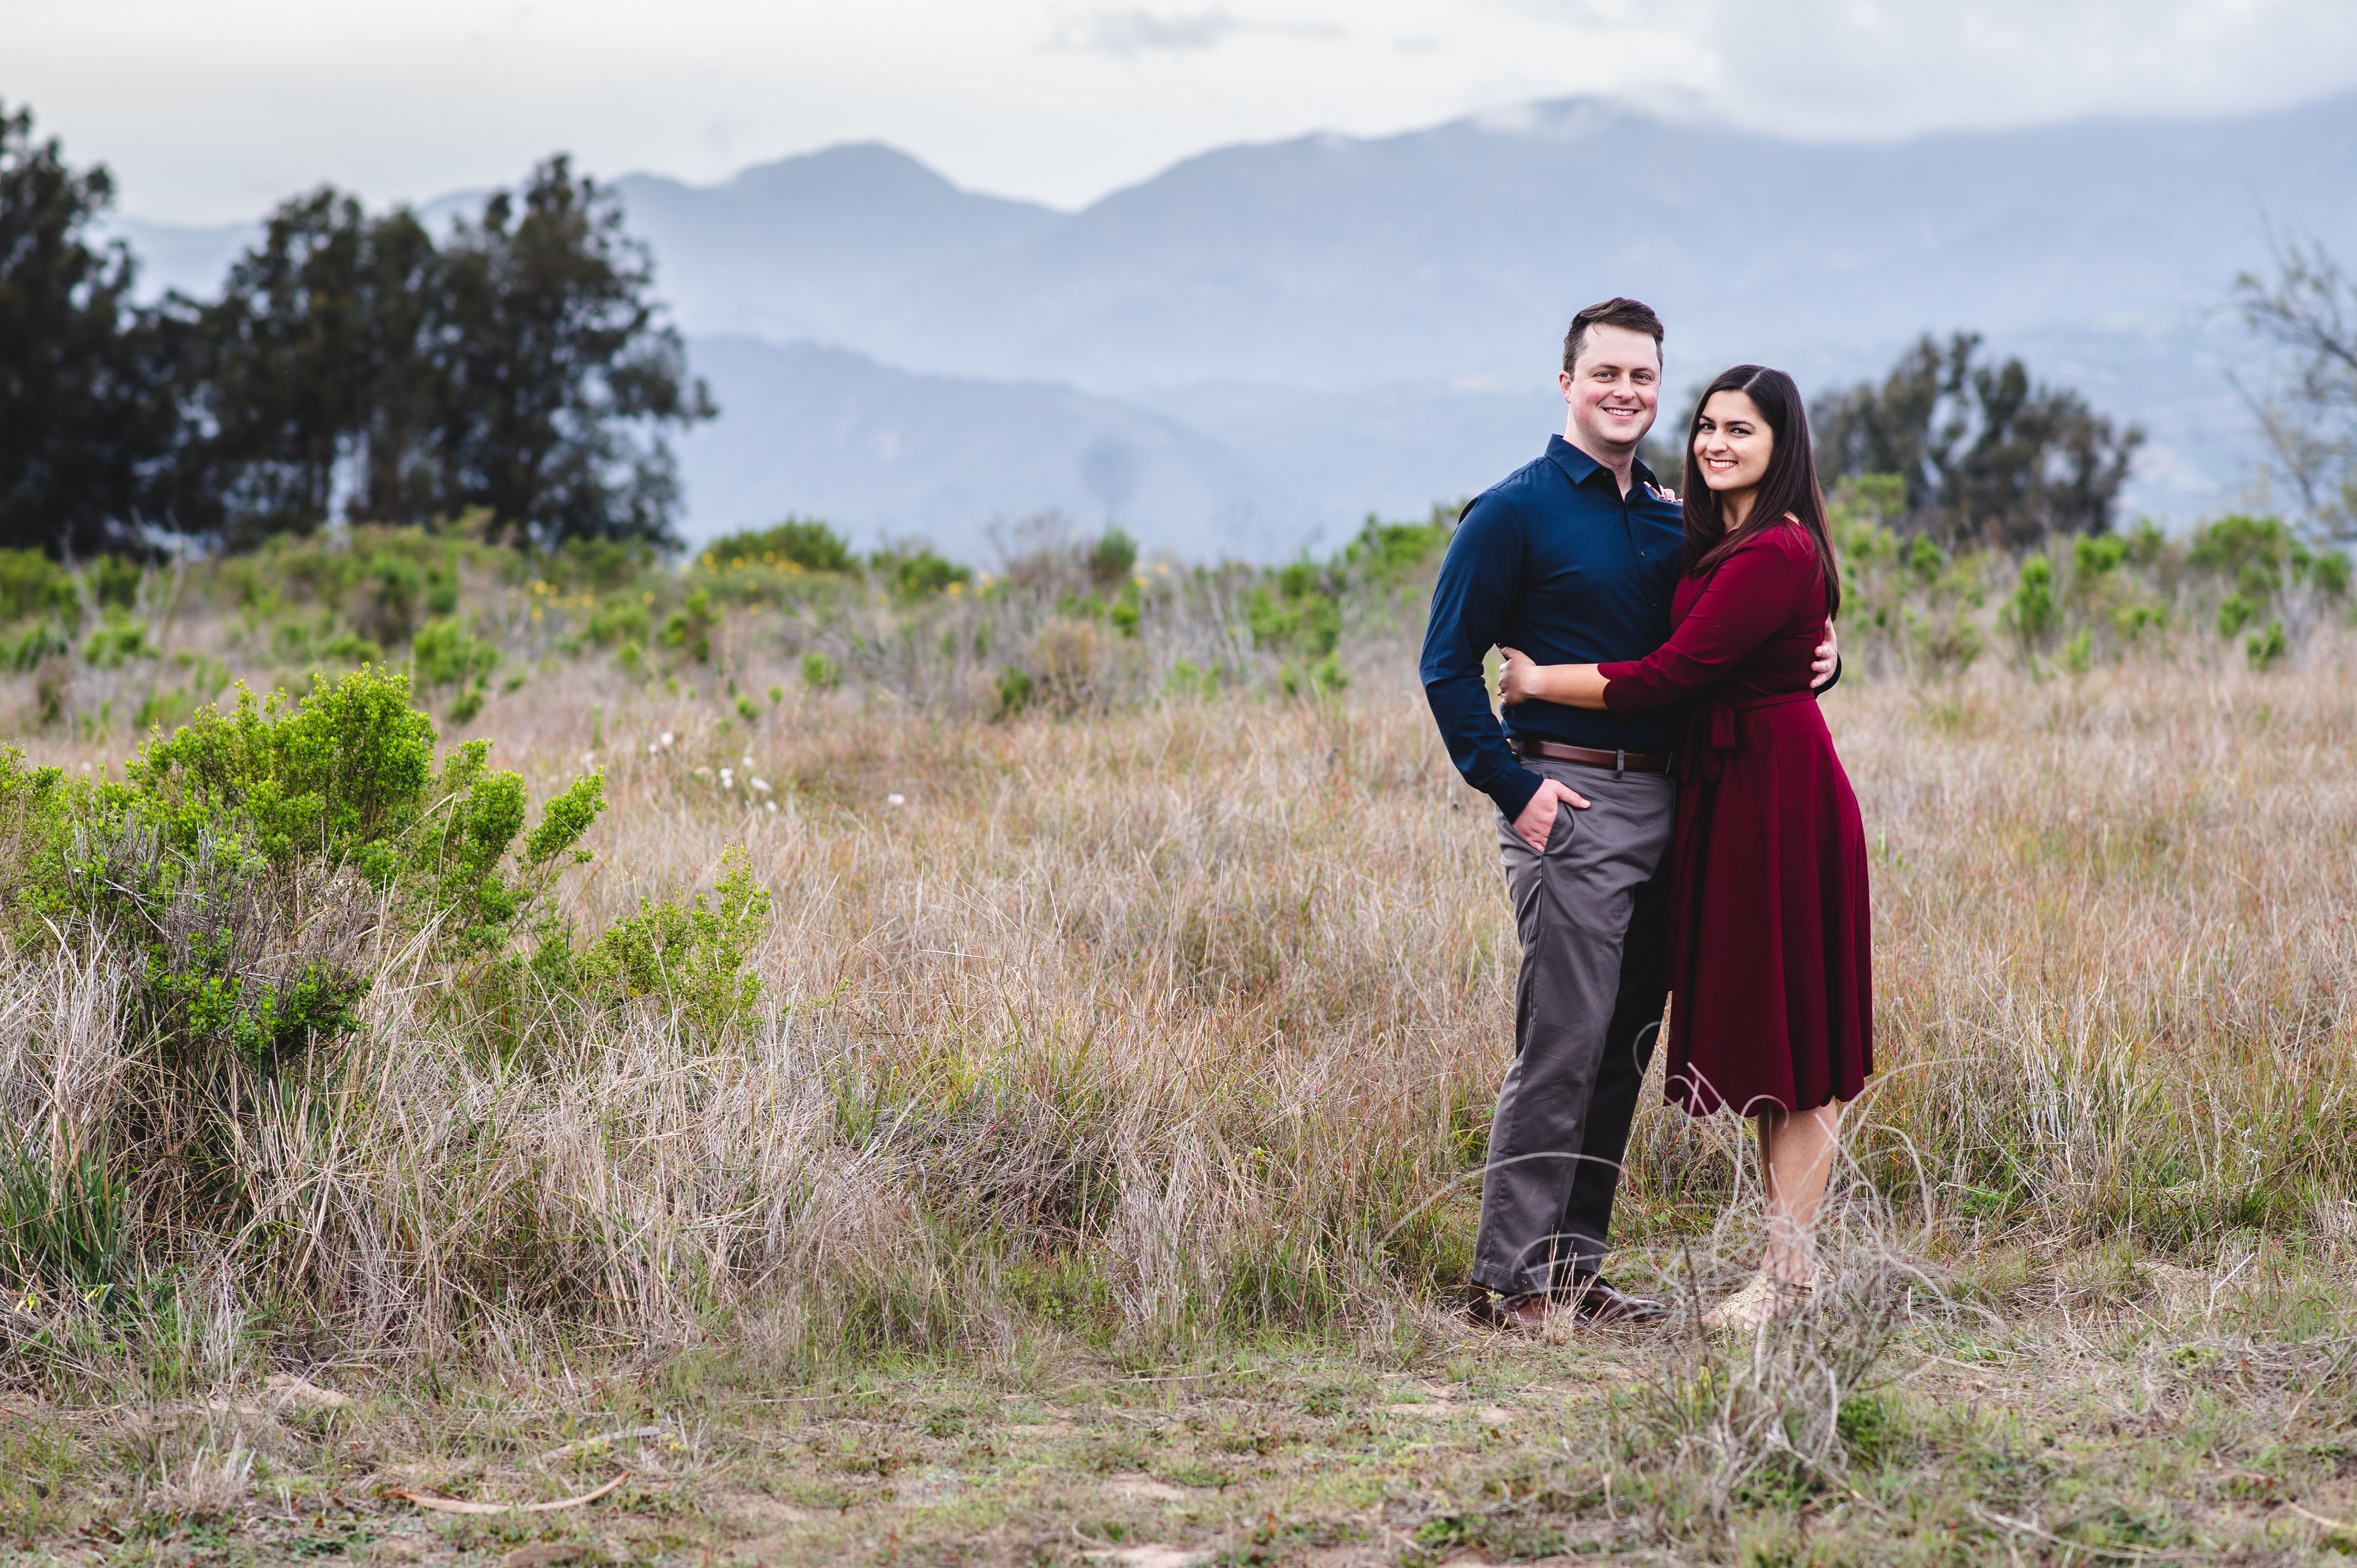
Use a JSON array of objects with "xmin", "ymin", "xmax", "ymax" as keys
[
  {"xmin": 1464, "ymin": 1286, "xmax": 1550, "ymax": 1331},
  {"xmin": 1554, "ymin": 1272, "xmax": 1669, "ymax": 1326}
]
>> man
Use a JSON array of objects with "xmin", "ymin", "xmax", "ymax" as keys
[{"xmin": 1419, "ymin": 297, "xmax": 1835, "ymax": 1330}]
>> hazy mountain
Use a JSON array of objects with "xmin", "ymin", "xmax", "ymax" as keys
[
  {"xmin": 674, "ymin": 337, "xmax": 1276, "ymax": 560},
  {"xmin": 112, "ymin": 93, "xmax": 2357, "ymax": 558}
]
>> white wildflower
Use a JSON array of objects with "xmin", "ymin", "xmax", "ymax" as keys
[
  {"xmin": 887, "ymin": 793, "xmax": 906, "ymax": 807},
  {"xmin": 660, "ymin": 732, "xmax": 674, "ymax": 748},
  {"xmin": 750, "ymin": 778, "xmax": 772, "ymax": 795}
]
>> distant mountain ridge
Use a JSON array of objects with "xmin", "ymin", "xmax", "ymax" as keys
[{"xmin": 115, "ymin": 93, "xmax": 2357, "ymax": 558}]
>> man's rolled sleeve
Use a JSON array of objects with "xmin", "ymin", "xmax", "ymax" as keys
[{"xmin": 1420, "ymin": 494, "xmax": 1544, "ymax": 822}]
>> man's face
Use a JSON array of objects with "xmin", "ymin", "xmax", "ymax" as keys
[{"xmin": 1558, "ymin": 323, "xmax": 1661, "ymax": 458}]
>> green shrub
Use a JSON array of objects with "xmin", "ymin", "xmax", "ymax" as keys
[
  {"xmin": 574, "ymin": 848, "xmax": 770, "ymax": 1034},
  {"xmin": 2311, "ymin": 551, "xmax": 2350, "ymax": 600},
  {"xmin": 2217, "ymin": 593, "xmax": 2257, "ymax": 638},
  {"xmin": 801, "ymin": 651, "xmax": 841, "ymax": 691},
  {"xmin": 3, "ymin": 668, "xmax": 612, "ymax": 1068},
  {"xmin": 5, "ymin": 623, "xmax": 72, "ymax": 674},
  {"xmin": 708, "ymin": 518, "xmax": 854, "ymax": 574},
  {"xmin": 90, "ymin": 555, "xmax": 141, "ymax": 611},
  {"xmin": 81, "ymin": 617, "xmax": 153, "ymax": 668},
  {"xmin": 660, "ymin": 588, "xmax": 714, "ymax": 663},
  {"xmin": 1342, "ymin": 510, "xmax": 1453, "ymax": 585},
  {"xmin": 1249, "ymin": 560, "xmax": 1342, "ymax": 660},
  {"xmin": 2246, "ymin": 619, "xmax": 2287, "ymax": 672},
  {"xmin": 412, "ymin": 618, "xmax": 499, "ymax": 690},
  {"xmin": 2007, "ymin": 556, "xmax": 2060, "ymax": 648},
  {"xmin": 0, "ymin": 550, "xmax": 77, "ymax": 624},
  {"xmin": 995, "ymin": 667, "xmax": 1034, "ymax": 718},
  {"xmin": 586, "ymin": 596, "xmax": 651, "ymax": 647},
  {"xmin": 1087, "ymin": 527, "xmax": 1139, "ymax": 589},
  {"xmin": 873, "ymin": 549, "xmax": 970, "ymax": 604}
]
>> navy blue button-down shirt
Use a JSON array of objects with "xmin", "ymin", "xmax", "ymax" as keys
[{"xmin": 1419, "ymin": 435, "xmax": 1685, "ymax": 822}]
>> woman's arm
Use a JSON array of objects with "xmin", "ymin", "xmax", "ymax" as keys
[
  {"xmin": 1596, "ymin": 531, "xmax": 1816, "ymax": 716},
  {"xmin": 1498, "ymin": 647, "xmax": 1609, "ymax": 709}
]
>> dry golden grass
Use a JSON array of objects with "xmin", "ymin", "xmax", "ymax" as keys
[{"xmin": 2, "ymin": 623, "xmax": 2354, "ymax": 1562}]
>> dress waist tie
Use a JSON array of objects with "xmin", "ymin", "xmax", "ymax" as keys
[{"xmin": 1685, "ymin": 688, "xmax": 1819, "ymax": 785}]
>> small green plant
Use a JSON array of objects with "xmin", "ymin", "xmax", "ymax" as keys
[
  {"xmin": 995, "ymin": 666, "xmax": 1035, "ymax": 718},
  {"xmin": 81, "ymin": 617, "xmax": 154, "ymax": 668},
  {"xmin": 661, "ymin": 587, "xmax": 715, "ymax": 663},
  {"xmin": 2246, "ymin": 619, "xmax": 2287, "ymax": 671},
  {"xmin": 707, "ymin": 517, "xmax": 855, "ymax": 574},
  {"xmin": 873, "ymin": 549, "xmax": 971, "ymax": 604},
  {"xmin": 1249, "ymin": 560, "xmax": 1342, "ymax": 660},
  {"xmin": 2217, "ymin": 593, "xmax": 2257, "ymax": 638},
  {"xmin": 574, "ymin": 848, "xmax": 771, "ymax": 1034},
  {"xmin": 0, "ymin": 1141, "xmax": 128, "ymax": 1300},
  {"xmin": 412, "ymin": 617, "xmax": 498, "ymax": 693},
  {"xmin": 2060, "ymin": 629, "xmax": 2094, "ymax": 674},
  {"xmin": 2007, "ymin": 556, "xmax": 2060, "ymax": 647},
  {"xmin": 1088, "ymin": 527, "xmax": 1139, "ymax": 589},
  {"xmin": 800, "ymin": 651, "xmax": 841, "ymax": 691}
]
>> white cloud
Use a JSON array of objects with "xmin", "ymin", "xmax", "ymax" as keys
[
  {"xmin": 3, "ymin": 0, "xmax": 2353, "ymax": 223},
  {"xmin": 1055, "ymin": 8, "xmax": 1248, "ymax": 57}
]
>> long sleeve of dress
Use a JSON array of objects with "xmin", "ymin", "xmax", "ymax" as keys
[{"xmin": 1596, "ymin": 532, "xmax": 1813, "ymax": 715}]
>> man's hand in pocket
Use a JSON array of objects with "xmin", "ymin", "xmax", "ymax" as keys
[{"xmin": 1512, "ymin": 776, "xmax": 1591, "ymax": 854}]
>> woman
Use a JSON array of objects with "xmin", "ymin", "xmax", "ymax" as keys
[{"xmin": 1496, "ymin": 365, "xmax": 1872, "ymax": 1330}]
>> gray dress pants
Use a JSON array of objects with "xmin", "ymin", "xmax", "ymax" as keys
[{"xmin": 1471, "ymin": 759, "xmax": 1676, "ymax": 1298}]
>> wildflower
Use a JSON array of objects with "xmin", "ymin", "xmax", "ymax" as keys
[
  {"xmin": 720, "ymin": 768, "xmax": 735, "ymax": 788},
  {"xmin": 741, "ymin": 754, "xmax": 755, "ymax": 767},
  {"xmin": 750, "ymin": 778, "xmax": 772, "ymax": 794},
  {"xmin": 887, "ymin": 793, "xmax": 906, "ymax": 807},
  {"xmin": 765, "ymin": 800, "xmax": 777, "ymax": 813},
  {"xmin": 648, "ymin": 742, "xmax": 659, "ymax": 755},
  {"xmin": 660, "ymin": 732, "xmax": 674, "ymax": 748}
]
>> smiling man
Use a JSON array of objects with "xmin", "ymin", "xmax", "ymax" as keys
[{"xmin": 1420, "ymin": 297, "xmax": 1835, "ymax": 1330}]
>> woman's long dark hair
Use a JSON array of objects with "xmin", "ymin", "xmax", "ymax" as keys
[{"xmin": 1679, "ymin": 365, "xmax": 1841, "ymax": 617}]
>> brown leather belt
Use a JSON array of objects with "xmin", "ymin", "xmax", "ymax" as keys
[{"xmin": 1515, "ymin": 737, "xmax": 1672, "ymax": 774}]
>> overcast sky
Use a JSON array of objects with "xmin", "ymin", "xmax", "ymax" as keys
[{"xmin": 10, "ymin": 0, "xmax": 2357, "ymax": 225}]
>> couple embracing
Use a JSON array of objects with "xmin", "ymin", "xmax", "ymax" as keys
[{"xmin": 1420, "ymin": 297, "xmax": 1873, "ymax": 1334}]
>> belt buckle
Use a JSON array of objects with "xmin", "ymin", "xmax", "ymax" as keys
[{"xmin": 1615, "ymin": 748, "xmax": 1625, "ymax": 778}]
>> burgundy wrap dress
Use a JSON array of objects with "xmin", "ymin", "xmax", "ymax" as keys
[{"xmin": 1596, "ymin": 520, "xmax": 1873, "ymax": 1117}]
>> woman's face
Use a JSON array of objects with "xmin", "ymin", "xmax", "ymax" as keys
[{"xmin": 1693, "ymin": 390, "xmax": 1774, "ymax": 496}]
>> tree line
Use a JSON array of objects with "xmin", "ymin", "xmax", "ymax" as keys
[{"xmin": 0, "ymin": 99, "xmax": 712, "ymax": 560}]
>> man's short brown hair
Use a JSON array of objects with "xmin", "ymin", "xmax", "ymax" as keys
[{"xmin": 1563, "ymin": 297, "xmax": 1665, "ymax": 376}]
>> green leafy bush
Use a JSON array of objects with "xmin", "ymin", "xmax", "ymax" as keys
[
  {"xmin": 873, "ymin": 548, "xmax": 971, "ymax": 604},
  {"xmin": 661, "ymin": 587, "xmax": 715, "ymax": 663},
  {"xmin": 1248, "ymin": 560, "xmax": 1342, "ymax": 660},
  {"xmin": 0, "ymin": 550, "xmax": 78, "ymax": 625},
  {"xmin": 572, "ymin": 848, "xmax": 771, "ymax": 1033},
  {"xmin": 2007, "ymin": 556, "xmax": 2060, "ymax": 649},
  {"xmin": 1087, "ymin": 527, "xmax": 1139, "ymax": 589},
  {"xmin": 2, "ymin": 668, "xmax": 609, "ymax": 1069},
  {"xmin": 707, "ymin": 517, "xmax": 854, "ymax": 574}
]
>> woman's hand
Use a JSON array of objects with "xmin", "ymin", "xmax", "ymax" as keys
[{"xmin": 1497, "ymin": 646, "xmax": 1546, "ymax": 706}]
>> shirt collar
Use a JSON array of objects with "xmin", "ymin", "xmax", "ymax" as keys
[{"xmin": 1547, "ymin": 433, "xmax": 1664, "ymax": 496}]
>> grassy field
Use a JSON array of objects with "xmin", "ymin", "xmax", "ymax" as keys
[{"xmin": 0, "ymin": 513, "xmax": 2351, "ymax": 1565}]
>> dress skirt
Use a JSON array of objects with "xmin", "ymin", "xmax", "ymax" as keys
[{"xmin": 1662, "ymin": 688, "xmax": 1873, "ymax": 1116}]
